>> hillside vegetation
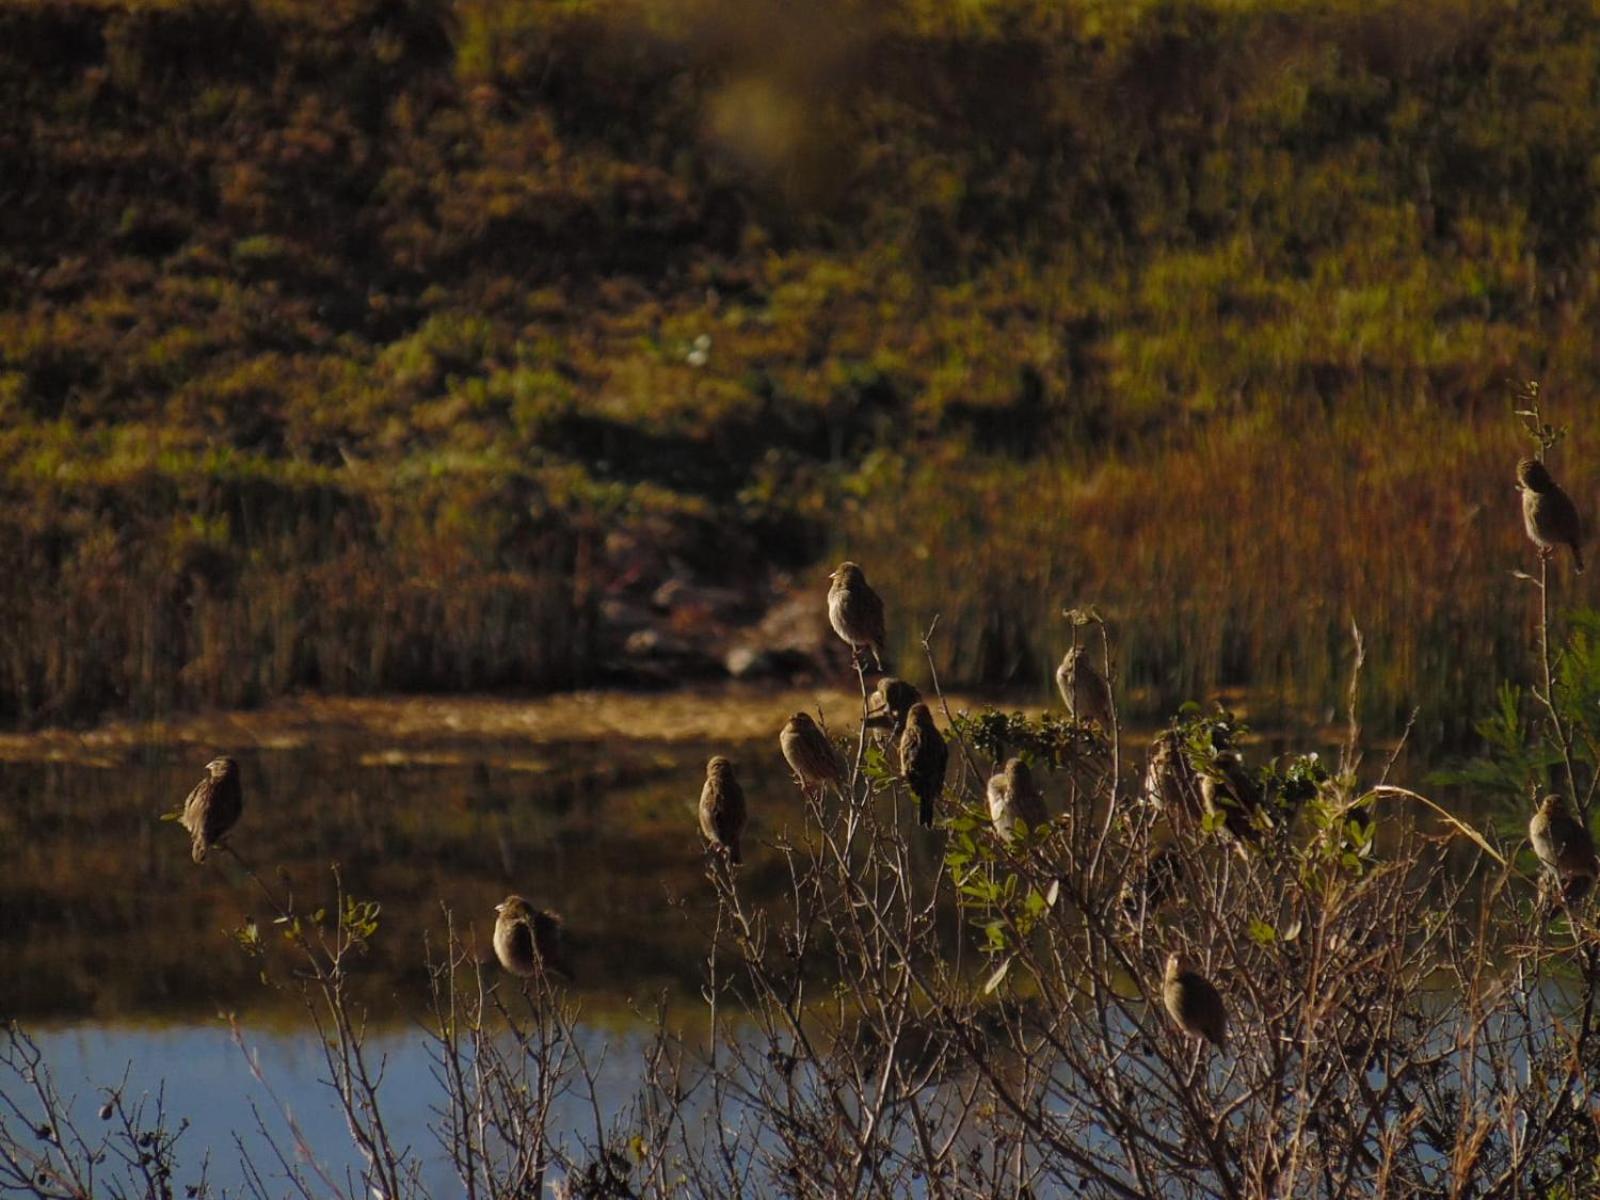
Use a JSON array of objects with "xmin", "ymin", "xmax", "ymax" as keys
[{"xmin": 3, "ymin": 0, "xmax": 1599, "ymax": 736}]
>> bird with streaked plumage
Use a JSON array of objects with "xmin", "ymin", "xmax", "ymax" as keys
[
  {"xmin": 1517, "ymin": 458, "xmax": 1584, "ymax": 572},
  {"xmin": 780, "ymin": 712, "xmax": 845, "ymax": 793},
  {"xmin": 1056, "ymin": 646, "xmax": 1113, "ymax": 728},
  {"xmin": 899, "ymin": 703, "xmax": 948, "ymax": 828},
  {"xmin": 1163, "ymin": 952, "xmax": 1228, "ymax": 1051},
  {"xmin": 493, "ymin": 895, "xmax": 574, "ymax": 982},
  {"xmin": 699, "ymin": 755, "xmax": 748, "ymax": 865},
  {"xmin": 1529, "ymin": 792, "xmax": 1599, "ymax": 906},
  {"xmin": 1144, "ymin": 729, "xmax": 1205, "ymax": 831},
  {"xmin": 988, "ymin": 756, "xmax": 1048, "ymax": 844},
  {"xmin": 1199, "ymin": 748, "xmax": 1270, "ymax": 844},
  {"xmin": 179, "ymin": 756, "xmax": 242, "ymax": 863},
  {"xmin": 827, "ymin": 561, "xmax": 887, "ymax": 671}
]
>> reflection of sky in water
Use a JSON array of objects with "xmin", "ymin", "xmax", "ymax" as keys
[{"xmin": 29, "ymin": 1022, "xmax": 664, "ymax": 1197}]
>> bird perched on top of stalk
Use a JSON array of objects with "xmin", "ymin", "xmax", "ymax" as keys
[
  {"xmin": 179, "ymin": 756, "xmax": 242, "ymax": 864},
  {"xmin": 1529, "ymin": 792, "xmax": 1599, "ymax": 905},
  {"xmin": 699, "ymin": 755, "xmax": 748, "ymax": 866},
  {"xmin": 1517, "ymin": 458, "xmax": 1584, "ymax": 573},
  {"xmin": 1056, "ymin": 646, "xmax": 1113, "ymax": 729},
  {"xmin": 493, "ymin": 895, "xmax": 574, "ymax": 982},
  {"xmin": 865, "ymin": 677, "xmax": 922, "ymax": 739},
  {"xmin": 1163, "ymin": 952, "xmax": 1228, "ymax": 1051},
  {"xmin": 899, "ymin": 703, "xmax": 948, "ymax": 829},
  {"xmin": 780, "ymin": 712, "xmax": 844, "ymax": 793},
  {"xmin": 988, "ymin": 756, "xmax": 1049, "ymax": 844},
  {"xmin": 828, "ymin": 561, "xmax": 887, "ymax": 671}
]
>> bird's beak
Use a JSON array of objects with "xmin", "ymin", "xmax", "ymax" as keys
[{"xmin": 493, "ymin": 903, "xmax": 505, "ymax": 914}]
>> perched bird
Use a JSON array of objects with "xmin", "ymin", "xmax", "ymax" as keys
[
  {"xmin": 1518, "ymin": 458, "xmax": 1584, "ymax": 572},
  {"xmin": 1144, "ymin": 730, "xmax": 1205, "ymax": 830},
  {"xmin": 1163, "ymin": 952, "xmax": 1228, "ymax": 1051},
  {"xmin": 827, "ymin": 561, "xmax": 887, "ymax": 671},
  {"xmin": 179, "ymin": 756, "xmax": 242, "ymax": 864},
  {"xmin": 699, "ymin": 755, "xmax": 748, "ymax": 865},
  {"xmin": 988, "ymin": 756, "xmax": 1049, "ymax": 843},
  {"xmin": 780, "ymin": 712, "xmax": 845, "ymax": 792},
  {"xmin": 493, "ymin": 895, "xmax": 574, "ymax": 981},
  {"xmin": 1529, "ymin": 793, "xmax": 1599, "ymax": 905},
  {"xmin": 1056, "ymin": 646, "xmax": 1113, "ymax": 728},
  {"xmin": 865, "ymin": 677, "xmax": 923, "ymax": 739},
  {"xmin": 899, "ymin": 703, "xmax": 948, "ymax": 828},
  {"xmin": 1199, "ymin": 749, "xmax": 1269, "ymax": 843},
  {"xmin": 1122, "ymin": 847, "xmax": 1184, "ymax": 917}
]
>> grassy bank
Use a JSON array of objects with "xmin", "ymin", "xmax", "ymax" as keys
[{"xmin": 3, "ymin": 0, "xmax": 1599, "ymax": 735}]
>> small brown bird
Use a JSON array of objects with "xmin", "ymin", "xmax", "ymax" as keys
[
  {"xmin": 179, "ymin": 756, "xmax": 242, "ymax": 863},
  {"xmin": 987, "ymin": 756, "xmax": 1049, "ymax": 843},
  {"xmin": 1529, "ymin": 792, "xmax": 1599, "ymax": 904},
  {"xmin": 1163, "ymin": 952, "xmax": 1228, "ymax": 1051},
  {"xmin": 1518, "ymin": 458, "xmax": 1584, "ymax": 572},
  {"xmin": 899, "ymin": 703, "xmax": 948, "ymax": 828},
  {"xmin": 827, "ymin": 561, "xmax": 887, "ymax": 671},
  {"xmin": 780, "ymin": 712, "xmax": 844, "ymax": 792},
  {"xmin": 865, "ymin": 677, "xmax": 923, "ymax": 738},
  {"xmin": 1057, "ymin": 645, "xmax": 1114, "ymax": 729},
  {"xmin": 699, "ymin": 755, "xmax": 748, "ymax": 865},
  {"xmin": 1199, "ymin": 749, "xmax": 1269, "ymax": 843},
  {"xmin": 1122, "ymin": 847, "xmax": 1184, "ymax": 917},
  {"xmin": 493, "ymin": 895, "xmax": 574, "ymax": 981},
  {"xmin": 1144, "ymin": 730, "xmax": 1205, "ymax": 830}
]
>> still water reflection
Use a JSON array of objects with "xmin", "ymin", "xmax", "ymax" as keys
[{"xmin": 30, "ymin": 1022, "xmax": 670, "ymax": 1196}]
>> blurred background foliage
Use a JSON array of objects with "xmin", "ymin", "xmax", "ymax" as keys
[{"xmin": 2, "ymin": 0, "xmax": 1598, "ymax": 741}]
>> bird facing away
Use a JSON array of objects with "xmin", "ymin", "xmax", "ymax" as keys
[
  {"xmin": 1529, "ymin": 793, "xmax": 1599, "ymax": 905},
  {"xmin": 699, "ymin": 755, "xmax": 748, "ymax": 866},
  {"xmin": 988, "ymin": 756, "xmax": 1049, "ymax": 843},
  {"xmin": 899, "ymin": 702, "xmax": 948, "ymax": 828},
  {"xmin": 827, "ymin": 561, "xmax": 887, "ymax": 671},
  {"xmin": 1518, "ymin": 458, "xmax": 1584, "ymax": 573},
  {"xmin": 865, "ymin": 677, "xmax": 923, "ymax": 738},
  {"xmin": 1056, "ymin": 646, "xmax": 1113, "ymax": 728},
  {"xmin": 493, "ymin": 895, "xmax": 574, "ymax": 981},
  {"xmin": 179, "ymin": 756, "xmax": 242, "ymax": 864},
  {"xmin": 780, "ymin": 712, "xmax": 845, "ymax": 792},
  {"xmin": 1163, "ymin": 952, "xmax": 1228, "ymax": 1051},
  {"xmin": 1145, "ymin": 730, "xmax": 1205, "ymax": 830}
]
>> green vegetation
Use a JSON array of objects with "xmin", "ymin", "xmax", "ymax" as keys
[{"xmin": 4, "ymin": 0, "xmax": 1600, "ymax": 735}]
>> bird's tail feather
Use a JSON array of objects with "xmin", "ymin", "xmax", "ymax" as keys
[{"xmin": 919, "ymin": 793, "xmax": 934, "ymax": 828}]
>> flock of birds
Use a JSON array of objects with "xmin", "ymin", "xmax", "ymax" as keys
[{"xmin": 169, "ymin": 455, "xmax": 1594, "ymax": 1056}]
